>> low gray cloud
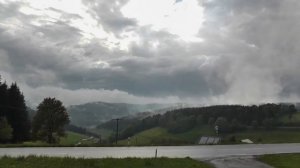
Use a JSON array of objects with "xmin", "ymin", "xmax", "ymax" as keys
[
  {"xmin": 197, "ymin": 0, "xmax": 300, "ymax": 104},
  {"xmin": 82, "ymin": 0, "xmax": 137, "ymax": 34},
  {"xmin": 0, "ymin": 0, "xmax": 300, "ymax": 106}
]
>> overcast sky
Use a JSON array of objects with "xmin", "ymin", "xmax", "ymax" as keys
[{"xmin": 0, "ymin": 0, "xmax": 300, "ymax": 106}]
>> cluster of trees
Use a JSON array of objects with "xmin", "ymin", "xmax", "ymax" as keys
[
  {"xmin": 0, "ymin": 76, "xmax": 69, "ymax": 144},
  {"xmin": 118, "ymin": 104, "xmax": 297, "ymax": 139},
  {"xmin": 0, "ymin": 78, "xmax": 30, "ymax": 143}
]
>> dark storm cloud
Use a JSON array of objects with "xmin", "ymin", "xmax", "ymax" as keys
[
  {"xmin": 82, "ymin": 0, "xmax": 137, "ymax": 34},
  {"xmin": 32, "ymin": 21, "xmax": 82, "ymax": 43},
  {"xmin": 74, "ymin": 57, "xmax": 223, "ymax": 97},
  {"xmin": 0, "ymin": 0, "xmax": 300, "ymax": 105}
]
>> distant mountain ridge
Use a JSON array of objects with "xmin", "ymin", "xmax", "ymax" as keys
[{"xmin": 68, "ymin": 101, "xmax": 188, "ymax": 127}]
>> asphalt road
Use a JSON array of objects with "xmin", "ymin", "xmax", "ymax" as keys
[
  {"xmin": 1, "ymin": 143, "xmax": 300, "ymax": 158},
  {"xmin": 204, "ymin": 156, "xmax": 273, "ymax": 168}
]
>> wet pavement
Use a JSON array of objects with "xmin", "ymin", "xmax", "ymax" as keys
[
  {"xmin": 0, "ymin": 143, "xmax": 300, "ymax": 159},
  {"xmin": 204, "ymin": 156, "xmax": 273, "ymax": 168}
]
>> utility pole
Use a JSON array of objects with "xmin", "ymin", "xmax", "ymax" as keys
[{"xmin": 114, "ymin": 118, "xmax": 121, "ymax": 145}]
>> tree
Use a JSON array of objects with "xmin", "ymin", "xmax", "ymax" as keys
[
  {"xmin": 7, "ymin": 83, "xmax": 31, "ymax": 142},
  {"xmin": 230, "ymin": 118, "xmax": 240, "ymax": 132},
  {"xmin": 0, "ymin": 79, "xmax": 8, "ymax": 117},
  {"xmin": 251, "ymin": 120, "xmax": 259, "ymax": 130},
  {"xmin": 1, "ymin": 77, "xmax": 30, "ymax": 143},
  {"xmin": 33, "ymin": 98, "xmax": 70, "ymax": 143},
  {"xmin": 263, "ymin": 118, "xmax": 276, "ymax": 130},
  {"xmin": 208, "ymin": 117, "xmax": 215, "ymax": 125},
  {"xmin": 0, "ymin": 117, "xmax": 13, "ymax": 142},
  {"xmin": 288, "ymin": 105, "xmax": 297, "ymax": 120}
]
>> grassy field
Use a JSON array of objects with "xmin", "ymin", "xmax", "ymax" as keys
[
  {"xmin": 259, "ymin": 153, "xmax": 300, "ymax": 168},
  {"xmin": 60, "ymin": 131, "xmax": 87, "ymax": 145},
  {"xmin": 118, "ymin": 126, "xmax": 300, "ymax": 146},
  {"xmin": 118, "ymin": 126, "xmax": 215, "ymax": 146},
  {"xmin": 118, "ymin": 127, "xmax": 182, "ymax": 146},
  {"xmin": 223, "ymin": 129, "xmax": 300, "ymax": 144},
  {"xmin": 0, "ymin": 131, "xmax": 96, "ymax": 147},
  {"xmin": 88, "ymin": 128, "xmax": 113, "ymax": 139},
  {"xmin": 60, "ymin": 131, "xmax": 96, "ymax": 145},
  {"xmin": 0, "ymin": 156, "xmax": 213, "ymax": 168},
  {"xmin": 24, "ymin": 131, "xmax": 93, "ymax": 146}
]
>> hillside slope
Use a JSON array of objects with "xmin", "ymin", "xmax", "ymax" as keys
[{"xmin": 68, "ymin": 102, "xmax": 186, "ymax": 127}]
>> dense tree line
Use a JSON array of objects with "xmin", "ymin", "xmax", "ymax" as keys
[
  {"xmin": 118, "ymin": 104, "xmax": 297, "ymax": 139},
  {"xmin": 0, "ymin": 77, "xmax": 30, "ymax": 142},
  {"xmin": 0, "ymin": 76, "xmax": 70, "ymax": 144}
]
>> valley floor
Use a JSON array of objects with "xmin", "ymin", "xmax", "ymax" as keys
[
  {"xmin": 117, "ymin": 126, "xmax": 300, "ymax": 146},
  {"xmin": 0, "ymin": 131, "xmax": 97, "ymax": 147}
]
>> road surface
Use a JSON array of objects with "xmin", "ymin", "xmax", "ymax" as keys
[
  {"xmin": 203, "ymin": 156, "xmax": 273, "ymax": 168},
  {"xmin": 0, "ymin": 143, "xmax": 300, "ymax": 158}
]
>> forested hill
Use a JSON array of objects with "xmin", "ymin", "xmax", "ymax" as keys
[
  {"xmin": 68, "ymin": 102, "xmax": 187, "ymax": 127},
  {"xmin": 118, "ymin": 103, "xmax": 298, "ymax": 140}
]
